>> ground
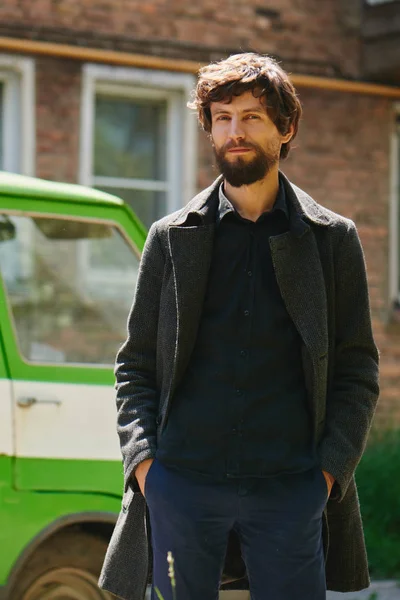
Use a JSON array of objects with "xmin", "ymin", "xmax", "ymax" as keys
[{"xmin": 327, "ymin": 581, "xmax": 400, "ymax": 599}]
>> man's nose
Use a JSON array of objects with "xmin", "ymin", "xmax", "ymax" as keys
[{"xmin": 227, "ymin": 118, "xmax": 245, "ymax": 141}]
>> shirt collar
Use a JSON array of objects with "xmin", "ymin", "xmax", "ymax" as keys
[{"xmin": 217, "ymin": 178, "xmax": 289, "ymax": 225}]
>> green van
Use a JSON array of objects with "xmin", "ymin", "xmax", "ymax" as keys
[
  {"xmin": 0, "ymin": 172, "xmax": 249, "ymax": 600},
  {"xmin": 0, "ymin": 171, "xmax": 145, "ymax": 599}
]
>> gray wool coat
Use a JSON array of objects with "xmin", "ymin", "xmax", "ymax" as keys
[{"xmin": 99, "ymin": 172, "xmax": 379, "ymax": 600}]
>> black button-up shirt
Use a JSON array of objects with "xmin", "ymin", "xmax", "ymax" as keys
[{"xmin": 157, "ymin": 180, "xmax": 315, "ymax": 478}]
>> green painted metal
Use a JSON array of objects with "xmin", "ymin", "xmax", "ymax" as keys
[
  {"xmin": 0, "ymin": 457, "xmax": 121, "ymax": 587},
  {"xmin": 0, "ymin": 194, "xmax": 146, "ymax": 386},
  {"xmin": 0, "ymin": 192, "xmax": 147, "ymax": 240},
  {"xmin": 0, "ymin": 456, "xmax": 13, "ymax": 493},
  {"xmin": 0, "ymin": 171, "xmax": 122, "ymax": 206},
  {"xmin": 15, "ymin": 457, "xmax": 123, "ymax": 496}
]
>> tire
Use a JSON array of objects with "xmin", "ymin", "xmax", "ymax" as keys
[{"xmin": 9, "ymin": 530, "xmax": 115, "ymax": 600}]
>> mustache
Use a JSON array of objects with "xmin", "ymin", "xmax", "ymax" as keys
[{"xmin": 222, "ymin": 141, "xmax": 258, "ymax": 152}]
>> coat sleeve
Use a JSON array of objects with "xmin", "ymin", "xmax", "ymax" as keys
[
  {"xmin": 114, "ymin": 222, "xmax": 165, "ymax": 492},
  {"xmin": 318, "ymin": 220, "xmax": 379, "ymax": 501}
]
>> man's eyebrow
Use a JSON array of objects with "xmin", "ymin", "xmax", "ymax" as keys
[
  {"xmin": 242, "ymin": 107, "xmax": 266, "ymax": 114},
  {"xmin": 211, "ymin": 106, "xmax": 266, "ymax": 115},
  {"xmin": 211, "ymin": 107, "xmax": 231, "ymax": 115}
]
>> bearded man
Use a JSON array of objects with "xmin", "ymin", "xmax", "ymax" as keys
[{"xmin": 99, "ymin": 53, "xmax": 379, "ymax": 600}]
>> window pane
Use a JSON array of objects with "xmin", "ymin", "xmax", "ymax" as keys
[
  {"xmin": 0, "ymin": 214, "xmax": 140, "ymax": 365},
  {"xmin": 94, "ymin": 95, "xmax": 167, "ymax": 181},
  {"xmin": 96, "ymin": 186, "xmax": 166, "ymax": 229},
  {"xmin": 0, "ymin": 82, "xmax": 3, "ymax": 170}
]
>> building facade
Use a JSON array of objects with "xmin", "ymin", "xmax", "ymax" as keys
[{"xmin": 0, "ymin": 0, "xmax": 399, "ymax": 429}]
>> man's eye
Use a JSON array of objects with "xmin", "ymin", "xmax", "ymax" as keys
[
  {"xmin": 217, "ymin": 115, "xmax": 230, "ymax": 121},
  {"xmin": 246, "ymin": 115, "xmax": 259, "ymax": 120}
]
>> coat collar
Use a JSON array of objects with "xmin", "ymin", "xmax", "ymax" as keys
[{"xmin": 170, "ymin": 171, "xmax": 334, "ymax": 235}]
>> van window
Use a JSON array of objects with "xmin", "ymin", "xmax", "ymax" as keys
[{"xmin": 0, "ymin": 214, "xmax": 139, "ymax": 365}]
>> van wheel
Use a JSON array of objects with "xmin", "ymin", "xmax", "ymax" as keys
[{"xmin": 9, "ymin": 530, "xmax": 114, "ymax": 600}]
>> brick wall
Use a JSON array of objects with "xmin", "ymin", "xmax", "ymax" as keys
[
  {"xmin": 0, "ymin": 0, "xmax": 360, "ymax": 77},
  {"xmin": 36, "ymin": 57, "xmax": 81, "ymax": 183}
]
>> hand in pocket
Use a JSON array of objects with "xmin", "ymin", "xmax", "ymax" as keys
[
  {"xmin": 135, "ymin": 458, "xmax": 154, "ymax": 496},
  {"xmin": 322, "ymin": 470, "xmax": 335, "ymax": 499}
]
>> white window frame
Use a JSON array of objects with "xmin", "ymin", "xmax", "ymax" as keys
[
  {"xmin": 0, "ymin": 54, "xmax": 35, "ymax": 175},
  {"xmin": 79, "ymin": 63, "xmax": 197, "ymax": 218},
  {"xmin": 389, "ymin": 103, "xmax": 400, "ymax": 305}
]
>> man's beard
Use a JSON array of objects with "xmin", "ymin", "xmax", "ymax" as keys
[{"xmin": 213, "ymin": 141, "xmax": 279, "ymax": 187}]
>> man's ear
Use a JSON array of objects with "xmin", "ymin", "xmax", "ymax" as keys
[{"xmin": 281, "ymin": 124, "xmax": 295, "ymax": 144}]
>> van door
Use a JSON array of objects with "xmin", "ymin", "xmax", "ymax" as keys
[{"xmin": 0, "ymin": 208, "xmax": 143, "ymax": 495}]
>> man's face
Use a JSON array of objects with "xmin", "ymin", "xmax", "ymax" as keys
[{"xmin": 210, "ymin": 90, "xmax": 290, "ymax": 187}]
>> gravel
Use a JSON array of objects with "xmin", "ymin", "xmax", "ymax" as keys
[{"xmin": 146, "ymin": 581, "xmax": 400, "ymax": 599}]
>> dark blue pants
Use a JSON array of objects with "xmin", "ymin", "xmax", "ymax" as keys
[{"xmin": 145, "ymin": 460, "xmax": 327, "ymax": 600}]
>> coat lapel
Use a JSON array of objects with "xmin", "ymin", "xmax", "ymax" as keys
[
  {"xmin": 269, "ymin": 228, "xmax": 328, "ymax": 361},
  {"xmin": 168, "ymin": 223, "xmax": 215, "ymax": 392},
  {"xmin": 167, "ymin": 179, "xmax": 221, "ymax": 395},
  {"xmin": 271, "ymin": 173, "xmax": 331, "ymax": 422}
]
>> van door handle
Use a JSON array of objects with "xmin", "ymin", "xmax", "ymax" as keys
[{"xmin": 17, "ymin": 397, "xmax": 62, "ymax": 408}]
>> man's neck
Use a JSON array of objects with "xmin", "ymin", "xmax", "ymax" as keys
[{"xmin": 223, "ymin": 168, "xmax": 280, "ymax": 222}]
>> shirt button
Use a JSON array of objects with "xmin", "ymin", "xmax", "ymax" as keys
[
  {"xmin": 236, "ymin": 389, "xmax": 243, "ymax": 396},
  {"xmin": 247, "ymin": 271, "xmax": 252, "ymax": 277},
  {"xmin": 244, "ymin": 310, "xmax": 250, "ymax": 317},
  {"xmin": 240, "ymin": 350, "xmax": 247, "ymax": 357},
  {"xmin": 232, "ymin": 428, "xmax": 237, "ymax": 434}
]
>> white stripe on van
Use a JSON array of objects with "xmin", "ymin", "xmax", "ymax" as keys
[{"xmin": 13, "ymin": 380, "xmax": 121, "ymax": 460}]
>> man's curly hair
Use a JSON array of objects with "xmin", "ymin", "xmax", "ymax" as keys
[{"xmin": 188, "ymin": 53, "xmax": 302, "ymax": 160}]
